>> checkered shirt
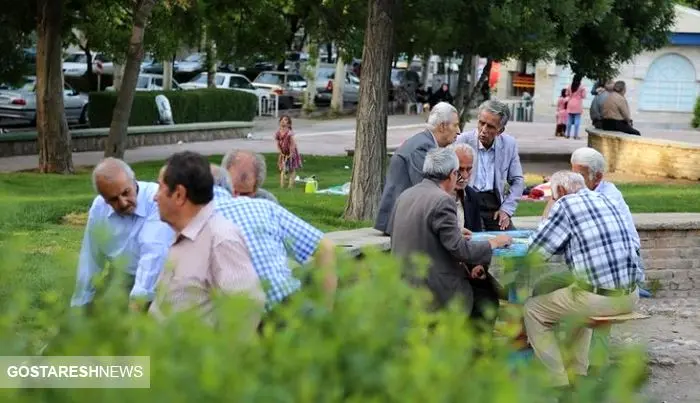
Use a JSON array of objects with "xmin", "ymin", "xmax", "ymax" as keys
[
  {"xmin": 528, "ymin": 188, "xmax": 640, "ymax": 290},
  {"xmin": 212, "ymin": 186, "xmax": 324, "ymax": 310}
]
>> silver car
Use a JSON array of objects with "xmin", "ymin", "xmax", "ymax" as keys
[
  {"xmin": 315, "ymin": 66, "xmax": 360, "ymax": 105},
  {"xmin": 0, "ymin": 76, "xmax": 89, "ymax": 125}
]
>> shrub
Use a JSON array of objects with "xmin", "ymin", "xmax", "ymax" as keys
[
  {"xmin": 0, "ymin": 239, "xmax": 648, "ymax": 401},
  {"xmin": 88, "ymin": 89, "xmax": 257, "ymax": 128},
  {"xmin": 692, "ymin": 96, "xmax": 700, "ymax": 129}
]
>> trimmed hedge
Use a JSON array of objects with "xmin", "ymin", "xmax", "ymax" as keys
[
  {"xmin": 88, "ymin": 88, "xmax": 257, "ymax": 128},
  {"xmin": 692, "ymin": 96, "xmax": 700, "ymax": 129}
]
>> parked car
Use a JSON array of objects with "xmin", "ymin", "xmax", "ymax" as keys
[
  {"xmin": 106, "ymin": 73, "xmax": 180, "ymax": 92},
  {"xmin": 141, "ymin": 54, "xmax": 164, "ymax": 74},
  {"xmin": 179, "ymin": 72, "xmax": 269, "ymax": 101},
  {"xmin": 314, "ymin": 65, "xmax": 360, "ymax": 105},
  {"xmin": 390, "ymin": 68, "xmax": 420, "ymax": 101},
  {"xmin": 252, "ymin": 71, "xmax": 306, "ymax": 109},
  {"xmin": 62, "ymin": 52, "xmax": 114, "ymax": 77},
  {"xmin": 0, "ymin": 76, "xmax": 88, "ymax": 125},
  {"xmin": 174, "ymin": 53, "xmax": 205, "ymax": 74}
]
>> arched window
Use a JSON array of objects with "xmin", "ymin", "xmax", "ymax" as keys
[
  {"xmin": 639, "ymin": 53, "xmax": 699, "ymax": 112},
  {"xmin": 551, "ymin": 67, "xmax": 596, "ymax": 108}
]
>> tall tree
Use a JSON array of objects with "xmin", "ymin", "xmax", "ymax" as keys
[
  {"xmin": 343, "ymin": 0, "xmax": 399, "ymax": 221},
  {"xmin": 104, "ymin": 0, "xmax": 157, "ymax": 158},
  {"xmin": 36, "ymin": 0, "xmax": 74, "ymax": 173}
]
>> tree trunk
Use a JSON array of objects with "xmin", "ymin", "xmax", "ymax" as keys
[
  {"xmin": 455, "ymin": 51, "xmax": 473, "ymax": 130},
  {"xmin": 205, "ymin": 35, "xmax": 216, "ymax": 88},
  {"xmin": 112, "ymin": 63, "xmax": 124, "ymax": 91},
  {"xmin": 104, "ymin": 0, "xmax": 156, "ymax": 158},
  {"xmin": 458, "ymin": 57, "xmax": 492, "ymax": 127},
  {"xmin": 162, "ymin": 59, "xmax": 174, "ymax": 91},
  {"xmin": 36, "ymin": 0, "xmax": 74, "ymax": 174},
  {"xmin": 420, "ymin": 52, "xmax": 429, "ymax": 85},
  {"xmin": 343, "ymin": 0, "xmax": 399, "ymax": 221},
  {"xmin": 330, "ymin": 52, "xmax": 345, "ymax": 115},
  {"xmin": 326, "ymin": 43, "xmax": 333, "ymax": 63},
  {"xmin": 302, "ymin": 42, "xmax": 318, "ymax": 115}
]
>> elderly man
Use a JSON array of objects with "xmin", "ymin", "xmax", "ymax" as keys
[
  {"xmin": 209, "ymin": 164, "xmax": 337, "ymax": 317},
  {"xmin": 375, "ymin": 102, "xmax": 460, "ymax": 234},
  {"xmin": 601, "ymin": 81, "xmax": 641, "ymax": 136},
  {"xmin": 71, "ymin": 158, "xmax": 174, "ymax": 312},
  {"xmin": 221, "ymin": 149, "xmax": 278, "ymax": 203},
  {"xmin": 589, "ymin": 80, "xmax": 614, "ymax": 129},
  {"xmin": 150, "ymin": 151, "xmax": 265, "ymax": 328},
  {"xmin": 389, "ymin": 147, "xmax": 512, "ymax": 319},
  {"xmin": 456, "ymin": 100, "xmax": 525, "ymax": 231},
  {"xmin": 525, "ymin": 170, "xmax": 640, "ymax": 390}
]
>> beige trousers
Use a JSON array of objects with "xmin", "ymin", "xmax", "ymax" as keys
[{"xmin": 523, "ymin": 284, "xmax": 639, "ymax": 386}]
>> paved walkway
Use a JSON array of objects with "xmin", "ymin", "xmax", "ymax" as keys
[{"xmin": 1, "ymin": 115, "xmax": 698, "ymax": 172}]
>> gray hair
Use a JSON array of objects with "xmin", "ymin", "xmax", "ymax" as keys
[
  {"xmin": 449, "ymin": 142, "xmax": 475, "ymax": 159},
  {"xmin": 570, "ymin": 147, "xmax": 606, "ymax": 181},
  {"xmin": 422, "ymin": 147, "xmax": 458, "ymax": 180},
  {"xmin": 613, "ymin": 80, "xmax": 626, "ymax": 93},
  {"xmin": 478, "ymin": 99, "xmax": 511, "ymax": 129},
  {"xmin": 550, "ymin": 170, "xmax": 586, "ymax": 199},
  {"xmin": 221, "ymin": 149, "xmax": 267, "ymax": 187},
  {"xmin": 92, "ymin": 157, "xmax": 135, "ymax": 193},
  {"xmin": 427, "ymin": 102, "xmax": 458, "ymax": 129},
  {"xmin": 210, "ymin": 164, "xmax": 234, "ymax": 194}
]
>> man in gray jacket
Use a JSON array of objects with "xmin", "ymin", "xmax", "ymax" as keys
[
  {"xmin": 389, "ymin": 147, "xmax": 512, "ymax": 317},
  {"xmin": 375, "ymin": 102, "xmax": 460, "ymax": 234},
  {"xmin": 589, "ymin": 80, "xmax": 614, "ymax": 129}
]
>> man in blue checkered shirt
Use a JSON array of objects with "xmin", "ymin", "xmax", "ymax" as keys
[
  {"xmin": 524, "ymin": 170, "xmax": 640, "ymax": 389},
  {"xmin": 209, "ymin": 165, "xmax": 337, "ymax": 314}
]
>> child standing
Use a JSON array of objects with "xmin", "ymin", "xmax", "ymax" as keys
[
  {"xmin": 275, "ymin": 115, "xmax": 302, "ymax": 188},
  {"xmin": 555, "ymin": 88, "xmax": 568, "ymax": 137}
]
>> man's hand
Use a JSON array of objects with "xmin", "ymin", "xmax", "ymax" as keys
[
  {"xmin": 493, "ymin": 210, "xmax": 511, "ymax": 230},
  {"xmin": 461, "ymin": 227, "xmax": 472, "ymax": 239},
  {"xmin": 488, "ymin": 234, "xmax": 512, "ymax": 249},
  {"xmin": 129, "ymin": 301, "xmax": 142, "ymax": 313},
  {"xmin": 470, "ymin": 265, "xmax": 487, "ymax": 280}
]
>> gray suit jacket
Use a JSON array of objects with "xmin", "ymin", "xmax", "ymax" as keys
[
  {"xmin": 456, "ymin": 129, "xmax": 525, "ymax": 216},
  {"xmin": 375, "ymin": 130, "xmax": 436, "ymax": 233},
  {"xmin": 389, "ymin": 179, "xmax": 493, "ymax": 313}
]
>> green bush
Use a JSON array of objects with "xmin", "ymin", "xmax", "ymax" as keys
[
  {"xmin": 0, "ymin": 238, "xmax": 648, "ymax": 401},
  {"xmin": 692, "ymin": 96, "xmax": 700, "ymax": 129},
  {"xmin": 88, "ymin": 89, "xmax": 257, "ymax": 128}
]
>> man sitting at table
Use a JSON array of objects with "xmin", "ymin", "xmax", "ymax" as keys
[
  {"xmin": 524, "ymin": 170, "xmax": 640, "ymax": 391},
  {"xmin": 388, "ymin": 147, "xmax": 512, "ymax": 326}
]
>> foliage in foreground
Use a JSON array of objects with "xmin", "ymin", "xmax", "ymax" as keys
[{"xmin": 0, "ymin": 232, "xmax": 648, "ymax": 402}]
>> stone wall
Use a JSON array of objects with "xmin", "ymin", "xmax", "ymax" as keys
[
  {"xmin": 325, "ymin": 213, "xmax": 700, "ymax": 298},
  {"xmin": 587, "ymin": 128, "xmax": 700, "ymax": 181},
  {"xmin": 0, "ymin": 122, "xmax": 252, "ymax": 157}
]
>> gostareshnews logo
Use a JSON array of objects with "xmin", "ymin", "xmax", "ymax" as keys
[{"xmin": 0, "ymin": 356, "xmax": 150, "ymax": 388}]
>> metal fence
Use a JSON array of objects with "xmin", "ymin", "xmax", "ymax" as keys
[
  {"xmin": 501, "ymin": 99, "xmax": 534, "ymax": 122},
  {"xmin": 258, "ymin": 94, "xmax": 279, "ymax": 118}
]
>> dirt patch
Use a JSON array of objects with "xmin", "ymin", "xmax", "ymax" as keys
[{"xmin": 62, "ymin": 212, "xmax": 87, "ymax": 226}]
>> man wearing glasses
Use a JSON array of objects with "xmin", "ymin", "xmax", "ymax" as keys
[{"xmin": 455, "ymin": 100, "xmax": 525, "ymax": 231}]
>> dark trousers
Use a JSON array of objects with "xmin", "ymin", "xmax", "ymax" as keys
[
  {"xmin": 469, "ymin": 275, "xmax": 502, "ymax": 331},
  {"xmin": 601, "ymin": 119, "xmax": 641, "ymax": 136},
  {"xmin": 477, "ymin": 190, "xmax": 515, "ymax": 231}
]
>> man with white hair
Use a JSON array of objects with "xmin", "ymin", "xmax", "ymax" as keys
[
  {"xmin": 71, "ymin": 158, "xmax": 174, "ymax": 312},
  {"xmin": 375, "ymin": 101, "xmax": 460, "ymax": 234},
  {"xmin": 389, "ymin": 147, "xmax": 512, "ymax": 320},
  {"xmin": 221, "ymin": 149, "xmax": 278, "ymax": 204},
  {"xmin": 525, "ymin": 170, "xmax": 641, "ymax": 390},
  {"xmin": 456, "ymin": 100, "xmax": 525, "ymax": 231}
]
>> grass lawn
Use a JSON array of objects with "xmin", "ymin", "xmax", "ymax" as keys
[{"xmin": 0, "ymin": 153, "xmax": 699, "ymax": 327}]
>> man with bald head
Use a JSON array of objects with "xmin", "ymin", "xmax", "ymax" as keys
[
  {"xmin": 71, "ymin": 158, "xmax": 174, "ymax": 312},
  {"xmin": 221, "ymin": 149, "xmax": 278, "ymax": 204}
]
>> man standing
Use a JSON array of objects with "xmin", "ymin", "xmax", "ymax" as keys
[
  {"xmin": 525, "ymin": 171, "xmax": 640, "ymax": 390},
  {"xmin": 221, "ymin": 149, "xmax": 278, "ymax": 203},
  {"xmin": 589, "ymin": 80, "xmax": 613, "ymax": 129},
  {"xmin": 150, "ymin": 151, "xmax": 265, "ymax": 328},
  {"xmin": 457, "ymin": 100, "xmax": 525, "ymax": 231},
  {"xmin": 375, "ymin": 102, "xmax": 460, "ymax": 234},
  {"xmin": 71, "ymin": 158, "xmax": 174, "ymax": 312},
  {"xmin": 389, "ymin": 147, "xmax": 512, "ymax": 318},
  {"xmin": 209, "ymin": 164, "xmax": 337, "ymax": 315}
]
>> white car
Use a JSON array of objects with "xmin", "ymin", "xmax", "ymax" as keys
[
  {"xmin": 62, "ymin": 52, "xmax": 114, "ymax": 77},
  {"xmin": 180, "ymin": 72, "xmax": 269, "ymax": 100}
]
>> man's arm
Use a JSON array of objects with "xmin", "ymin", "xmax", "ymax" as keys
[
  {"xmin": 71, "ymin": 204, "xmax": 106, "ymax": 307},
  {"xmin": 407, "ymin": 147, "xmax": 428, "ymax": 186},
  {"xmin": 528, "ymin": 200, "xmax": 571, "ymax": 261},
  {"xmin": 501, "ymin": 141, "xmax": 525, "ymax": 216},
  {"xmin": 431, "ymin": 197, "xmax": 493, "ymax": 266},
  {"xmin": 131, "ymin": 214, "xmax": 175, "ymax": 304}
]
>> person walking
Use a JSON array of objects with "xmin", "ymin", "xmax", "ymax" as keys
[
  {"xmin": 274, "ymin": 115, "xmax": 302, "ymax": 188},
  {"xmin": 565, "ymin": 76, "xmax": 587, "ymax": 139}
]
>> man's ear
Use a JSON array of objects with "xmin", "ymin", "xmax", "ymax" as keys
[
  {"xmin": 498, "ymin": 127, "xmax": 506, "ymax": 135},
  {"xmin": 555, "ymin": 185, "xmax": 567, "ymax": 200}
]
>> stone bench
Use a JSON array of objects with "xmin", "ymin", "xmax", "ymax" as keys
[
  {"xmin": 326, "ymin": 213, "xmax": 700, "ymax": 297},
  {"xmin": 586, "ymin": 127, "xmax": 700, "ymax": 180},
  {"xmin": 0, "ymin": 121, "xmax": 253, "ymax": 157},
  {"xmin": 345, "ymin": 145, "xmax": 399, "ymax": 157}
]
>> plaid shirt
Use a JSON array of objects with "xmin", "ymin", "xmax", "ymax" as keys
[
  {"xmin": 212, "ymin": 186, "xmax": 324, "ymax": 310},
  {"xmin": 528, "ymin": 188, "xmax": 640, "ymax": 290}
]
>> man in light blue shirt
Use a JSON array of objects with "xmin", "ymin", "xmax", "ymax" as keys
[{"xmin": 71, "ymin": 158, "xmax": 174, "ymax": 311}]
